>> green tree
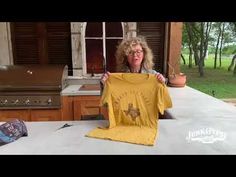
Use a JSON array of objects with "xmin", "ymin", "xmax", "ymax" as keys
[
  {"xmin": 182, "ymin": 23, "xmax": 193, "ymax": 68},
  {"xmin": 185, "ymin": 22, "xmax": 212, "ymax": 77},
  {"xmin": 228, "ymin": 22, "xmax": 236, "ymax": 76}
]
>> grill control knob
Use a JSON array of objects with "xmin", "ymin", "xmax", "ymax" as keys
[
  {"xmin": 1, "ymin": 100, "xmax": 8, "ymax": 105},
  {"xmin": 25, "ymin": 99, "xmax": 30, "ymax": 105},
  {"xmin": 13, "ymin": 99, "xmax": 19, "ymax": 105},
  {"xmin": 47, "ymin": 98, "xmax": 52, "ymax": 105},
  {"xmin": 3, "ymin": 100, "xmax": 8, "ymax": 105}
]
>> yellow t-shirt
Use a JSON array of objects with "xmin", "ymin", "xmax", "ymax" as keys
[{"xmin": 86, "ymin": 73, "xmax": 172, "ymax": 146}]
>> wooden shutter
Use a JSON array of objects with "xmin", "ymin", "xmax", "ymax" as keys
[
  {"xmin": 46, "ymin": 23, "xmax": 72, "ymax": 68},
  {"xmin": 11, "ymin": 22, "xmax": 73, "ymax": 75},
  {"xmin": 11, "ymin": 23, "xmax": 39, "ymax": 64},
  {"xmin": 137, "ymin": 22, "xmax": 165, "ymax": 73}
]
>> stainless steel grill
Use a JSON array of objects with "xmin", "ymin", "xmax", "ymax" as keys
[{"xmin": 0, "ymin": 65, "xmax": 68, "ymax": 109}]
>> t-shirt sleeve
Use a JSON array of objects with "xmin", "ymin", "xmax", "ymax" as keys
[
  {"xmin": 100, "ymin": 82, "xmax": 111, "ymax": 107},
  {"xmin": 99, "ymin": 80, "xmax": 116, "ymax": 128},
  {"xmin": 156, "ymin": 83, "xmax": 173, "ymax": 115}
]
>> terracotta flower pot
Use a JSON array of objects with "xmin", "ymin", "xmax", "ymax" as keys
[{"xmin": 168, "ymin": 73, "xmax": 186, "ymax": 87}]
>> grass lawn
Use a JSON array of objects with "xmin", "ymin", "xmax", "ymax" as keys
[{"xmin": 180, "ymin": 54, "xmax": 236, "ymax": 99}]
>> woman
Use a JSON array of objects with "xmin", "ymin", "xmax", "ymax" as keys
[
  {"xmin": 101, "ymin": 36, "xmax": 166, "ymax": 84},
  {"xmin": 100, "ymin": 36, "xmax": 167, "ymax": 120}
]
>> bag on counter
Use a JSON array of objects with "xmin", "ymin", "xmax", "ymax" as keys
[{"xmin": 0, "ymin": 119, "xmax": 28, "ymax": 146}]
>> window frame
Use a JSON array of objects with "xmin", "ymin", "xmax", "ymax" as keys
[{"xmin": 81, "ymin": 22, "xmax": 124, "ymax": 77}]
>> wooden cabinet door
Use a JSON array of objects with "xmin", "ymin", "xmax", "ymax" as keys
[
  {"xmin": 61, "ymin": 96, "xmax": 74, "ymax": 121},
  {"xmin": 100, "ymin": 107, "xmax": 109, "ymax": 120},
  {"xmin": 0, "ymin": 110, "xmax": 30, "ymax": 122},
  {"xmin": 30, "ymin": 109, "xmax": 61, "ymax": 121},
  {"xmin": 73, "ymin": 96, "xmax": 101, "ymax": 120}
]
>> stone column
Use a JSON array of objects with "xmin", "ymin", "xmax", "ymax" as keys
[
  {"xmin": 70, "ymin": 22, "xmax": 83, "ymax": 76},
  {"xmin": 0, "ymin": 22, "xmax": 12, "ymax": 65},
  {"xmin": 126, "ymin": 22, "xmax": 137, "ymax": 38}
]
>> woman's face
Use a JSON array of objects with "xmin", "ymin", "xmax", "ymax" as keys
[{"xmin": 127, "ymin": 44, "xmax": 144, "ymax": 69}]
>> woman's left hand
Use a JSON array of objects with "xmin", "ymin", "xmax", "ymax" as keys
[{"xmin": 155, "ymin": 73, "xmax": 166, "ymax": 84}]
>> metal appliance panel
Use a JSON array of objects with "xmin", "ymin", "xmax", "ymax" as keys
[{"xmin": 0, "ymin": 65, "xmax": 68, "ymax": 109}]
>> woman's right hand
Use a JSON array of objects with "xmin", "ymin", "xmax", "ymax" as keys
[{"xmin": 100, "ymin": 71, "xmax": 111, "ymax": 85}]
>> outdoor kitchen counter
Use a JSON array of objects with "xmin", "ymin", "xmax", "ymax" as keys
[
  {"xmin": 1, "ymin": 86, "xmax": 236, "ymax": 154},
  {"xmin": 61, "ymin": 85, "xmax": 100, "ymax": 96}
]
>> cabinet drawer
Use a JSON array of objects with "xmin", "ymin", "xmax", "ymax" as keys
[
  {"xmin": 0, "ymin": 110, "xmax": 30, "ymax": 121},
  {"xmin": 73, "ymin": 96, "xmax": 101, "ymax": 120},
  {"xmin": 30, "ymin": 109, "xmax": 61, "ymax": 121},
  {"xmin": 81, "ymin": 100, "xmax": 100, "ymax": 115},
  {"xmin": 81, "ymin": 106, "xmax": 100, "ymax": 115}
]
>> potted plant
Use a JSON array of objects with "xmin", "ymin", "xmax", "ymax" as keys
[{"xmin": 167, "ymin": 61, "xmax": 186, "ymax": 87}]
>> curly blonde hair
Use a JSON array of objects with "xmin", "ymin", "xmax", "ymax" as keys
[{"xmin": 115, "ymin": 36, "xmax": 154, "ymax": 72}]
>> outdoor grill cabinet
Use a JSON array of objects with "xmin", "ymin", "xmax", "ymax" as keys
[
  {"xmin": 0, "ymin": 109, "xmax": 61, "ymax": 121},
  {"xmin": 0, "ymin": 65, "xmax": 71, "ymax": 121},
  {"xmin": 0, "ymin": 96, "xmax": 106, "ymax": 121},
  {"xmin": 0, "ymin": 95, "xmax": 168, "ymax": 121}
]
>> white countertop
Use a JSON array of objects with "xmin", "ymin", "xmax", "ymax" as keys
[
  {"xmin": 1, "ymin": 86, "xmax": 236, "ymax": 154},
  {"xmin": 61, "ymin": 85, "xmax": 101, "ymax": 96}
]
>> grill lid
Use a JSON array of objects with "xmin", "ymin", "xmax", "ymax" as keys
[{"xmin": 0, "ymin": 65, "xmax": 68, "ymax": 92}]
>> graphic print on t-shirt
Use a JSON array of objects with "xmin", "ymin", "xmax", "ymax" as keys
[{"xmin": 124, "ymin": 103, "xmax": 140, "ymax": 121}]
